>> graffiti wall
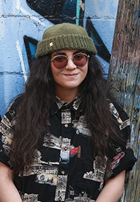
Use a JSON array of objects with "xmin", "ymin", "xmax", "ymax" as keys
[
  {"xmin": 108, "ymin": 1, "xmax": 140, "ymax": 201},
  {"xmin": 0, "ymin": 0, "xmax": 119, "ymax": 118}
]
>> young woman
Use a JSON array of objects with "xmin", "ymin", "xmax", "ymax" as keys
[{"xmin": 0, "ymin": 23, "xmax": 136, "ymax": 202}]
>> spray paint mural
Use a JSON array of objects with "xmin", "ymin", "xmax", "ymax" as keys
[{"xmin": 0, "ymin": 0, "xmax": 119, "ymax": 118}]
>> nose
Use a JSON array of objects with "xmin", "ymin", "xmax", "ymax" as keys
[{"xmin": 65, "ymin": 57, "xmax": 77, "ymax": 70}]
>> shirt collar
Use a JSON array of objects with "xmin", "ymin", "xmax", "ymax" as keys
[{"xmin": 50, "ymin": 95, "xmax": 82, "ymax": 115}]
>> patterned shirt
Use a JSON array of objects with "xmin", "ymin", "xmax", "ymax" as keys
[{"xmin": 0, "ymin": 96, "xmax": 136, "ymax": 202}]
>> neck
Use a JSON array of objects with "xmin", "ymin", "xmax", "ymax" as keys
[{"xmin": 55, "ymin": 86, "xmax": 79, "ymax": 103}]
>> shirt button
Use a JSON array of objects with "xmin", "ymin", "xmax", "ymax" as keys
[
  {"xmin": 65, "ymin": 124, "xmax": 68, "ymax": 127},
  {"xmin": 64, "ymin": 146, "xmax": 68, "ymax": 151},
  {"xmin": 61, "ymin": 170, "xmax": 65, "ymax": 175},
  {"xmin": 58, "ymin": 196, "xmax": 62, "ymax": 201}
]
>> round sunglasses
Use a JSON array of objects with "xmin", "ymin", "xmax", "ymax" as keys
[{"xmin": 50, "ymin": 52, "xmax": 90, "ymax": 70}]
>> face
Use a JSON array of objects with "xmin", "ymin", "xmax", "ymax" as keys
[{"xmin": 50, "ymin": 49, "xmax": 88, "ymax": 95}]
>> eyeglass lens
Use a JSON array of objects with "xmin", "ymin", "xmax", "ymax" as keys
[{"xmin": 52, "ymin": 53, "xmax": 88, "ymax": 69}]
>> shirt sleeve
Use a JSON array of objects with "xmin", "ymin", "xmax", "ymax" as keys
[
  {"xmin": 0, "ymin": 98, "xmax": 19, "ymax": 167},
  {"xmin": 105, "ymin": 101, "xmax": 137, "ymax": 179}
]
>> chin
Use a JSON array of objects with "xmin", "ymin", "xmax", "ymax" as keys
[{"xmin": 65, "ymin": 84, "xmax": 80, "ymax": 89}]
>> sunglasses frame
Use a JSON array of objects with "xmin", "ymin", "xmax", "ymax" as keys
[{"xmin": 50, "ymin": 52, "xmax": 90, "ymax": 70}]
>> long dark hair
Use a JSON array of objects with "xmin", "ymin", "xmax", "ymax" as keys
[{"xmin": 9, "ymin": 53, "xmax": 121, "ymax": 177}]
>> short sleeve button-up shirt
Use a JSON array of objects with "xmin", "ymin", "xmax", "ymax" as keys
[{"xmin": 0, "ymin": 96, "xmax": 137, "ymax": 202}]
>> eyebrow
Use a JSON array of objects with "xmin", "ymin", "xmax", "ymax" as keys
[
  {"xmin": 53, "ymin": 52, "xmax": 65, "ymax": 56},
  {"xmin": 53, "ymin": 50, "xmax": 86, "ymax": 57}
]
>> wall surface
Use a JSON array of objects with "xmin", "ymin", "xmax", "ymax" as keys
[
  {"xmin": 108, "ymin": 0, "xmax": 140, "ymax": 201},
  {"xmin": 0, "ymin": 0, "xmax": 119, "ymax": 118}
]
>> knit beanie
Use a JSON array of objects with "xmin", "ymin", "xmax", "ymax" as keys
[{"xmin": 35, "ymin": 23, "xmax": 97, "ymax": 58}]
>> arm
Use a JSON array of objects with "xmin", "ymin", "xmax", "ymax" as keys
[
  {"xmin": 0, "ymin": 162, "xmax": 22, "ymax": 202},
  {"xmin": 96, "ymin": 170, "xmax": 125, "ymax": 202}
]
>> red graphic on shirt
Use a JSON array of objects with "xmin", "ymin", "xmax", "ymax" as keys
[
  {"xmin": 70, "ymin": 147, "xmax": 78, "ymax": 155},
  {"xmin": 110, "ymin": 152, "xmax": 125, "ymax": 169}
]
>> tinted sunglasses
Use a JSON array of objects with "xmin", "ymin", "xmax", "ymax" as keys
[{"xmin": 50, "ymin": 52, "xmax": 90, "ymax": 70}]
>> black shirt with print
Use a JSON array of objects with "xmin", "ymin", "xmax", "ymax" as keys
[{"xmin": 0, "ymin": 96, "xmax": 137, "ymax": 202}]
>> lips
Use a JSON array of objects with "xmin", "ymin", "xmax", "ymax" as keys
[{"xmin": 64, "ymin": 73, "xmax": 78, "ymax": 78}]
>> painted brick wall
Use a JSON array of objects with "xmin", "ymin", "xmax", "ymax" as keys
[{"xmin": 0, "ymin": 0, "xmax": 119, "ymax": 118}]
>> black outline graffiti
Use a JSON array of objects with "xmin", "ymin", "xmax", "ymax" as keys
[
  {"xmin": 86, "ymin": 17, "xmax": 111, "ymax": 63},
  {"xmin": 26, "ymin": 0, "xmax": 85, "ymax": 25},
  {"xmin": 24, "ymin": 35, "xmax": 38, "ymax": 67}
]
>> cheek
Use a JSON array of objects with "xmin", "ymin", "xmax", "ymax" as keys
[
  {"xmin": 83, "ymin": 65, "xmax": 88, "ymax": 79},
  {"xmin": 50, "ymin": 64, "xmax": 58, "ymax": 81},
  {"xmin": 51, "ymin": 66, "xmax": 63, "ymax": 86}
]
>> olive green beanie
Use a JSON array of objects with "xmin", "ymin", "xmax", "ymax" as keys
[{"xmin": 35, "ymin": 23, "xmax": 97, "ymax": 58}]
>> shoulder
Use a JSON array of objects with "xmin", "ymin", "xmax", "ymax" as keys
[
  {"xmin": 109, "ymin": 100, "xmax": 130, "ymax": 129},
  {"xmin": 110, "ymin": 100, "xmax": 129, "ymax": 120},
  {"xmin": 4, "ymin": 95, "xmax": 23, "ymax": 121},
  {"xmin": 108, "ymin": 99, "xmax": 131, "ymax": 142},
  {"xmin": 7, "ymin": 95, "xmax": 23, "ymax": 112}
]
